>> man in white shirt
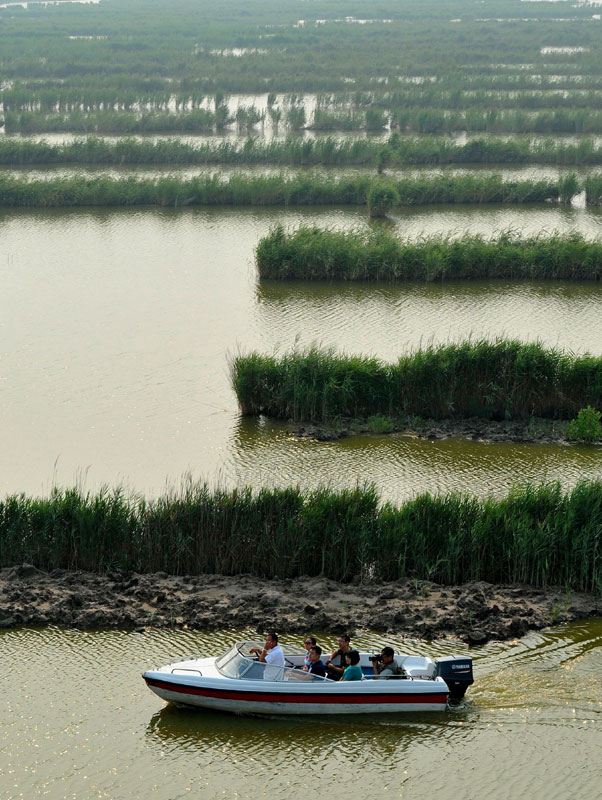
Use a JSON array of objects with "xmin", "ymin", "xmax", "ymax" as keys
[{"xmin": 249, "ymin": 632, "xmax": 285, "ymax": 680}]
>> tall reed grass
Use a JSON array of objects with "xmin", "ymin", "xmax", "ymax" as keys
[
  {"xmin": 232, "ymin": 342, "xmax": 602, "ymax": 422},
  {"xmin": 0, "ymin": 173, "xmax": 561, "ymax": 208},
  {"xmin": 389, "ymin": 107, "xmax": 602, "ymax": 135},
  {"xmin": 9, "ymin": 106, "xmax": 602, "ymax": 136},
  {"xmin": 5, "ymin": 135, "xmax": 602, "ymax": 168},
  {"xmin": 3, "ymin": 109, "xmax": 226, "ymax": 134},
  {"xmin": 9, "ymin": 86, "xmax": 602, "ymax": 116},
  {"xmin": 1, "ymin": 481, "xmax": 600, "ymax": 591},
  {"xmin": 256, "ymin": 227, "xmax": 602, "ymax": 282}
]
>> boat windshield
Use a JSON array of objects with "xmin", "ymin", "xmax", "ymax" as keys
[{"xmin": 215, "ymin": 642, "xmax": 331, "ymax": 683}]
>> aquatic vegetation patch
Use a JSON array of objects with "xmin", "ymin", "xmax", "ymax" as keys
[
  {"xmin": 256, "ymin": 227, "xmax": 602, "ymax": 281},
  {"xmin": 232, "ymin": 341, "xmax": 602, "ymax": 423},
  {"xmin": 567, "ymin": 406, "xmax": 602, "ymax": 443},
  {"xmin": 0, "ymin": 172, "xmax": 562, "ymax": 208},
  {"xmin": 1, "ymin": 480, "xmax": 600, "ymax": 591},
  {"xmin": 7, "ymin": 135, "xmax": 602, "ymax": 168}
]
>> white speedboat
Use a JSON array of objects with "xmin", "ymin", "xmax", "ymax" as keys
[{"xmin": 143, "ymin": 641, "xmax": 473, "ymax": 715}]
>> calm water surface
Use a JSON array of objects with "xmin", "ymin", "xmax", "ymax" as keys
[
  {"xmin": 8, "ymin": 128, "xmax": 602, "ymax": 147},
  {"xmin": 1, "ymin": 204, "xmax": 601, "ymax": 498},
  {"xmin": 1, "ymin": 622, "xmax": 600, "ymax": 799},
  {"xmin": 0, "ymin": 163, "xmax": 596, "ymax": 181}
]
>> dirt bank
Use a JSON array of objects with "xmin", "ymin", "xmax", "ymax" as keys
[
  {"xmin": 1, "ymin": 565, "xmax": 600, "ymax": 644},
  {"xmin": 290, "ymin": 416, "xmax": 580, "ymax": 445}
]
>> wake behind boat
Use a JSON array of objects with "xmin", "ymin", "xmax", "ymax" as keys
[{"xmin": 143, "ymin": 641, "xmax": 474, "ymax": 715}]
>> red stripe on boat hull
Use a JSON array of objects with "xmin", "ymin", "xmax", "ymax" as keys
[{"xmin": 145, "ymin": 677, "xmax": 447, "ymax": 705}]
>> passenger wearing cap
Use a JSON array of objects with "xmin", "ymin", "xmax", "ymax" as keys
[{"xmin": 373, "ymin": 646, "xmax": 405, "ymax": 679}]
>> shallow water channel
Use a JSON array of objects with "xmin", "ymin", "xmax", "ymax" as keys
[
  {"xmin": 0, "ymin": 162, "xmax": 596, "ymax": 181},
  {"xmin": 1, "ymin": 203, "xmax": 602, "ymax": 499},
  {"xmin": 1, "ymin": 621, "xmax": 600, "ymax": 799}
]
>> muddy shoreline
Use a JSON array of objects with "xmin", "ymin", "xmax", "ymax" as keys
[
  {"xmin": 1, "ymin": 565, "xmax": 600, "ymax": 644},
  {"xmin": 289, "ymin": 416, "xmax": 584, "ymax": 445}
]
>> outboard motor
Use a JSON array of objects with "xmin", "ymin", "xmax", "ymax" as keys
[{"xmin": 434, "ymin": 656, "xmax": 474, "ymax": 701}]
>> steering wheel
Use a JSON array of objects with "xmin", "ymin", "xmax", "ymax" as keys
[{"xmin": 240, "ymin": 643, "xmax": 261, "ymax": 660}]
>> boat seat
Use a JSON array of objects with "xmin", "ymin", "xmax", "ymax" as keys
[{"xmin": 399, "ymin": 656, "xmax": 435, "ymax": 678}]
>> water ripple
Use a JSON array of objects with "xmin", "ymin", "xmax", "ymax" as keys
[
  {"xmin": 1, "ymin": 624, "xmax": 601, "ymax": 799},
  {"xmin": 3, "ymin": 207, "xmax": 602, "ymax": 497},
  {"xmin": 227, "ymin": 420, "xmax": 602, "ymax": 503}
]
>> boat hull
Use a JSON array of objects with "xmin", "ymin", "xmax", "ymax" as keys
[{"xmin": 144, "ymin": 675, "xmax": 449, "ymax": 715}]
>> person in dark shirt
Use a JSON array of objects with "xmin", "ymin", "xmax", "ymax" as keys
[
  {"xmin": 373, "ymin": 646, "xmax": 405, "ymax": 679},
  {"xmin": 307, "ymin": 645, "xmax": 327, "ymax": 677},
  {"xmin": 326, "ymin": 633, "xmax": 352, "ymax": 681},
  {"xmin": 302, "ymin": 636, "xmax": 317, "ymax": 670}
]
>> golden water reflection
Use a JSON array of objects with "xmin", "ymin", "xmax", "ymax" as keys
[
  {"xmin": 1, "ymin": 205, "xmax": 601, "ymax": 498},
  {"xmin": 1, "ymin": 622, "xmax": 600, "ymax": 799}
]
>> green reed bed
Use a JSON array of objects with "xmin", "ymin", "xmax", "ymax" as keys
[
  {"xmin": 1, "ymin": 87, "xmax": 206, "ymax": 113},
  {"xmin": 0, "ymin": 136, "xmax": 378, "ymax": 167},
  {"xmin": 6, "ymin": 135, "xmax": 602, "ymax": 168},
  {"xmin": 9, "ymin": 106, "xmax": 602, "ymax": 136},
  {"xmin": 3, "ymin": 108, "xmax": 229, "ymax": 134},
  {"xmin": 393, "ymin": 174, "xmax": 558, "ymax": 204},
  {"xmin": 2, "ymin": 0, "xmax": 602, "ymax": 99},
  {"xmin": 311, "ymin": 107, "xmax": 602, "ymax": 136},
  {"xmin": 256, "ymin": 228, "xmax": 602, "ymax": 282},
  {"xmin": 8, "ymin": 86, "xmax": 602, "ymax": 117},
  {"xmin": 232, "ymin": 342, "xmax": 602, "ymax": 423},
  {"xmin": 583, "ymin": 174, "xmax": 602, "ymax": 206},
  {"xmin": 0, "ymin": 173, "xmax": 368, "ymax": 208},
  {"xmin": 389, "ymin": 108, "xmax": 602, "ymax": 136},
  {"xmin": 1, "ymin": 480, "xmax": 600, "ymax": 591},
  {"xmin": 0, "ymin": 172, "xmax": 560, "ymax": 209},
  {"xmin": 341, "ymin": 88, "xmax": 602, "ymax": 113},
  {"xmin": 391, "ymin": 135, "xmax": 602, "ymax": 167}
]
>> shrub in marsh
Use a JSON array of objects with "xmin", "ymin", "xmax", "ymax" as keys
[
  {"xmin": 376, "ymin": 148, "xmax": 391, "ymax": 174},
  {"xmin": 365, "ymin": 109, "xmax": 388, "ymax": 130},
  {"xmin": 584, "ymin": 174, "xmax": 602, "ymax": 206},
  {"xmin": 567, "ymin": 406, "xmax": 602, "ymax": 443},
  {"xmin": 367, "ymin": 182, "xmax": 400, "ymax": 217},
  {"xmin": 558, "ymin": 172, "xmax": 579, "ymax": 203},
  {"xmin": 268, "ymin": 107, "xmax": 282, "ymax": 128},
  {"xmin": 367, "ymin": 415, "xmax": 394, "ymax": 433},
  {"xmin": 311, "ymin": 109, "xmax": 363, "ymax": 131},
  {"xmin": 286, "ymin": 106, "xmax": 306, "ymax": 130}
]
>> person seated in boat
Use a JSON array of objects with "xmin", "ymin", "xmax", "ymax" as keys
[
  {"xmin": 302, "ymin": 636, "xmax": 317, "ymax": 670},
  {"xmin": 307, "ymin": 645, "xmax": 327, "ymax": 677},
  {"xmin": 372, "ymin": 646, "xmax": 405, "ymax": 679},
  {"xmin": 249, "ymin": 632, "xmax": 285, "ymax": 676},
  {"xmin": 325, "ymin": 633, "xmax": 352, "ymax": 681},
  {"xmin": 341, "ymin": 649, "xmax": 363, "ymax": 681}
]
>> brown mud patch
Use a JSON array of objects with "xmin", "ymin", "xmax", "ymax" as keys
[
  {"xmin": 289, "ymin": 416, "xmax": 581, "ymax": 445},
  {"xmin": 1, "ymin": 565, "xmax": 600, "ymax": 644}
]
